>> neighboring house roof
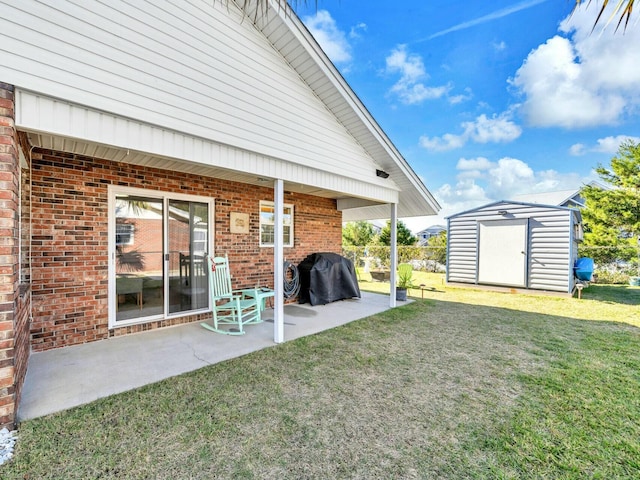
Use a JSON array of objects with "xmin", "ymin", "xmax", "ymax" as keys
[
  {"xmin": 510, "ymin": 182, "xmax": 606, "ymax": 209},
  {"xmin": 370, "ymin": 220, "xmax": 385, "ymax": 234},
  {"xmin": 416, "ymin": 224, "xmax": 446, "ymax": 236},
  {"xmin": 2, "ymin": 0, "xmax": 440, "ymax": 221},
  {"xmin": 511, "ymin": 190, "xmax": 580, "ymax": 205},
  {"xmin": 447, "ymin": 200, "xmax": 582, "ymax": 222},
  {"xmin": 416, "ymin": 224, "xmax": 446, "ymax": 246},
  {"xmin": 511, "ymin": 189, "xmax": 583, "ymax": 207}
]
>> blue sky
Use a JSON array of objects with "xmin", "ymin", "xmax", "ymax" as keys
[{"xmin": 293, "ymin": 1, "xmax": 640, "ymax": 232}]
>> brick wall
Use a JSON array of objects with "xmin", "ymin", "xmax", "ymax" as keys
[
  {"xmin": 11, "ymin": 287, "xmax": 30, "ymax": 425},
  {"xmin": 30, "ymin": 148, "xmax": 342, "ymax": 351},
  {"xmin": 0, "ymin": 82, "xmax": 31, "ymax": 429},
  {"xmin": 15, "ymin": 132, "xmax": 32, "ymax": 422}
]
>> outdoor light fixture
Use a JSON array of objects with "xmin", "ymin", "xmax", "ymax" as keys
[
  {"xmin": 376, "ymin": 169, "xmax": 389, "ymax": 179},
  {"xmin": 498, "ymin": 210, "xmax": 509, "ymax": 215}
]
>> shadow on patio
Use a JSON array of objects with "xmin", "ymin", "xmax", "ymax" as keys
[{"xmin": 18, "ymin": 292, "xmax": 397, "ymax": 421}]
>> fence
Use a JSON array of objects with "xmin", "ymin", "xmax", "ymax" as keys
[
  {"xmin": 341, "ymin": 245, "xmax": 640, "ymax": 284},
  {"xmin": 341, "ymin": 245, "xmax": 447, "ymax": 273}
]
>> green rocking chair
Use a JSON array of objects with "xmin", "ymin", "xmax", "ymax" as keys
[{"xmin": 200, "ymin": 254, "xmax": 261, "ymax": 335}]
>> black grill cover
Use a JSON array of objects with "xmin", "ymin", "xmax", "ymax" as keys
[{"xmin": 297, "ymin": 252, "xmax": 361, "ymax": 306}]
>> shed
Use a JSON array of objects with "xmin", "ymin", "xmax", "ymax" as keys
[{"xmin": 446, "ymin": 201, "xmax": 583, "ymax": 294}]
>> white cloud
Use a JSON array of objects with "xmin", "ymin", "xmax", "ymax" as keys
[
  {"xmin": 493, "ymin": 40, "xmax": 507, "ymax": 52},
  {"xmin": 403, "ymin": 157, "xmax": 597, "ymax": 233},
  {"xmin": 429, "ymin": 179, "xmax": 491, "ymax": 223},
  {"xmin": 349, "ymin": 22, "xmax": 367, "ymax": 39},
  {"xmin": 418, "ymin": 133, "xmax": 465, "ymax": 152},
  {"xmin": 464, "ymin": 113, "xmax": 522, "ymax": 143},
  {"xmin": 486, "ymin": 157, "xmax": 535, "ymax": 196},
  {"xmin": 569, "ymin": 143, "xmax": 587, "ymax": 156},
  {"xmin": 303, "ymin": 10, "xmax": 352, "ymax": 64},
  {"xmin": 457, "ymin": 157, "xmax": 494, "ymax": 171},
  {"xmin": 385, "ymin": 45, "xmax": 451, "ymax": 105},
  {"xmin": 438, "ymin": 179, "xmax": 489, "ymax": 203},
  {"xmin": 419, "ymin": 112, "xmax": 521, "ymax": 151},
  {"xmin": 510, "ymin": 4, "xmax": 640, "ymax": 128},
  {"xmin": 456, "ymin": 157, "xmax": 495, "ymax": 180},
  {"xmin": 448, "ymin": 87, "xmax": 473, "ymax": 105},
  {"xmin": 429, "ymin": 156, "xmax": 596, "ymax": 224},
  {"xmin": 570, "ymin": 135, "xmax": 640, "ymax": 155},
  {"xmin": 593, "ymin": 135, "xmax": 640, "ymax": 153}
]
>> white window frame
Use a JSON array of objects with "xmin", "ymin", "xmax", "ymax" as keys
[{"xmin": 259, "ymin": 200, "xmax": 293, "ymax": 247}]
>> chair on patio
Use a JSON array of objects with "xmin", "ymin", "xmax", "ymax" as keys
[
  {"xmin": 179, "ymin": 253, "xmax": 207, "ymax": 310},
  {"xmin": 200, "ymin": 254, "xmax": 261, "ymax": 335}
]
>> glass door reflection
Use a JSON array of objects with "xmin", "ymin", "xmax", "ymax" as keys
[
  {"xmin": 115, "ymin": 195, "xmax": 164, "ymax": 322},
  {"xmin": 168, "ymin": 200, "xmax": 209, "ymax": 314}
]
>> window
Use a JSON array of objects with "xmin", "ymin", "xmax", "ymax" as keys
[
  {"xmin": 115, "ymin": 223, "xmax": 135, "ymax": 246},
  {"xmin": 260, "ymin": 201, "xmax": 293, "ymax": 247}
]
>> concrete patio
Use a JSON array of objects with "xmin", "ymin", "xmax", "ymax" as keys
[{"xmin": 18, "ymin": 292, "xmax": 398, "ymax": 421}]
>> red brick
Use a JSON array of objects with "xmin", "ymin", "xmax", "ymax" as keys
[{"xmin": 29, "ymin": 148, "xmax": 341, "ymax": 354}]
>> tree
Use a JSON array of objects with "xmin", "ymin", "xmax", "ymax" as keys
[
  {"xmin": 574, "ymin": 0, "xmax": 636, "ymax": 32},
  {"xmin": 581, "ymin": 140, "xmax": 640, "ymax": 266},
  {"xmin": 426, "ymin": 230, "xmax": 447, "ymax": 265},
  {"xmin": 378, "ymin": 220, "xmax": 417, "ymax": 246},
  {"xmin": 342, "ymin": 221, "xmax": 375, "ymax": 246}
]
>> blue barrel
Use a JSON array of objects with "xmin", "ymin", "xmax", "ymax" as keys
[{"xmin": 574, "ymin": 257, "xmax": 594, "ymax": 281}]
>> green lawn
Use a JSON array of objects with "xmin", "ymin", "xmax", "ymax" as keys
[
  {"xmin": 4, "ymin": 280, "xmax": 639, "ymax": 479},
  {"xmin": 362, "ymin": 270, "xmax": 640, "ymax": 327}
]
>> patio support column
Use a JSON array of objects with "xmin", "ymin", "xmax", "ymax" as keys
[
  {"xmin": 273, "ymin": 178, "xmax": 284, "ymax": 343},
  {"xmin": 389, "ymin": 202, "xmax": 398, "ymax": 307}
]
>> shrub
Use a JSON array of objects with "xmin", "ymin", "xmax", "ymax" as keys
[{"xmin": 594, "ymin": 269, "xmax": 631, "ymax": 285}]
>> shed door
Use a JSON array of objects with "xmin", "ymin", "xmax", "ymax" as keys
[{"xmin": 478, "ymin": 219, "xmax": 528, "ymax": 287}]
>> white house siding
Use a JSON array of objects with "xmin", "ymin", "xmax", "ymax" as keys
[
  {"xmin": 447, "ymin": 202, "xmax": 580, "ymax": 293},
  {"xmin": 0, "ymin": 0, "xmax": 393, "ymax": 196},
  {"xmin": 15, "ymin": 91, "xmax": 400, "ymax": 205}
]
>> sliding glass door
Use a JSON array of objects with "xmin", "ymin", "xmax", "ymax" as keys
[
  {"xmin": 167, "ymin": 199, "xmax": 209, "ymax": 314},
  {"xmin": 110, "ymin": 187, "xmax": 213, "ymax": 327}
]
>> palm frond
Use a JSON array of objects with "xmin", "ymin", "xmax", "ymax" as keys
[
  {"xmin": 574, "ymin": 0, "xmax": 636, "ymax": 32},
  {"xmin": 221, "ymin": 0, "xmax": 317, "ymax": 23}
]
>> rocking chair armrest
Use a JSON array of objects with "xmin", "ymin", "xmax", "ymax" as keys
[{"xmin": 234, "ymin": 288, "xmax": 259, "ymax": 299}]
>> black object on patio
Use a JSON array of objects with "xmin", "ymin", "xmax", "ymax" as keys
[{"xmin": 297, "ymin": 252, "xmax": 361, "ymax": 306}]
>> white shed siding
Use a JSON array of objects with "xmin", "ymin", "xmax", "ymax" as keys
[
  {"xmin": 0, "ymin": 0, "xmax": 389, "ymax": 189},
  {"xmin": 447, "ymin": 219, "xmax": 478, "ymax": 283},
  {"xmin": 447, "ymin": 201, "xmax": 580, "ymax": 293}
]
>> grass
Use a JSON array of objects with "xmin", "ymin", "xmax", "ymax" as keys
[
  {"xmin": 362, "ymin": 270, "xmax": 640, "ymax": 327},
  {"xmin": 3, "ymin": 279, "xmax": 640, "ymax": 479}
]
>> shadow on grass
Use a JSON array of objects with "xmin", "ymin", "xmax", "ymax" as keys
[{"xmin": 582, "ymin": 283, "xmax": 640, "ymax": 305}]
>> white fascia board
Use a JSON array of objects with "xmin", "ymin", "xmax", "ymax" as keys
[{"xmin": 15, "ymin": 89, "xmax": 399, "ymax": 204}]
